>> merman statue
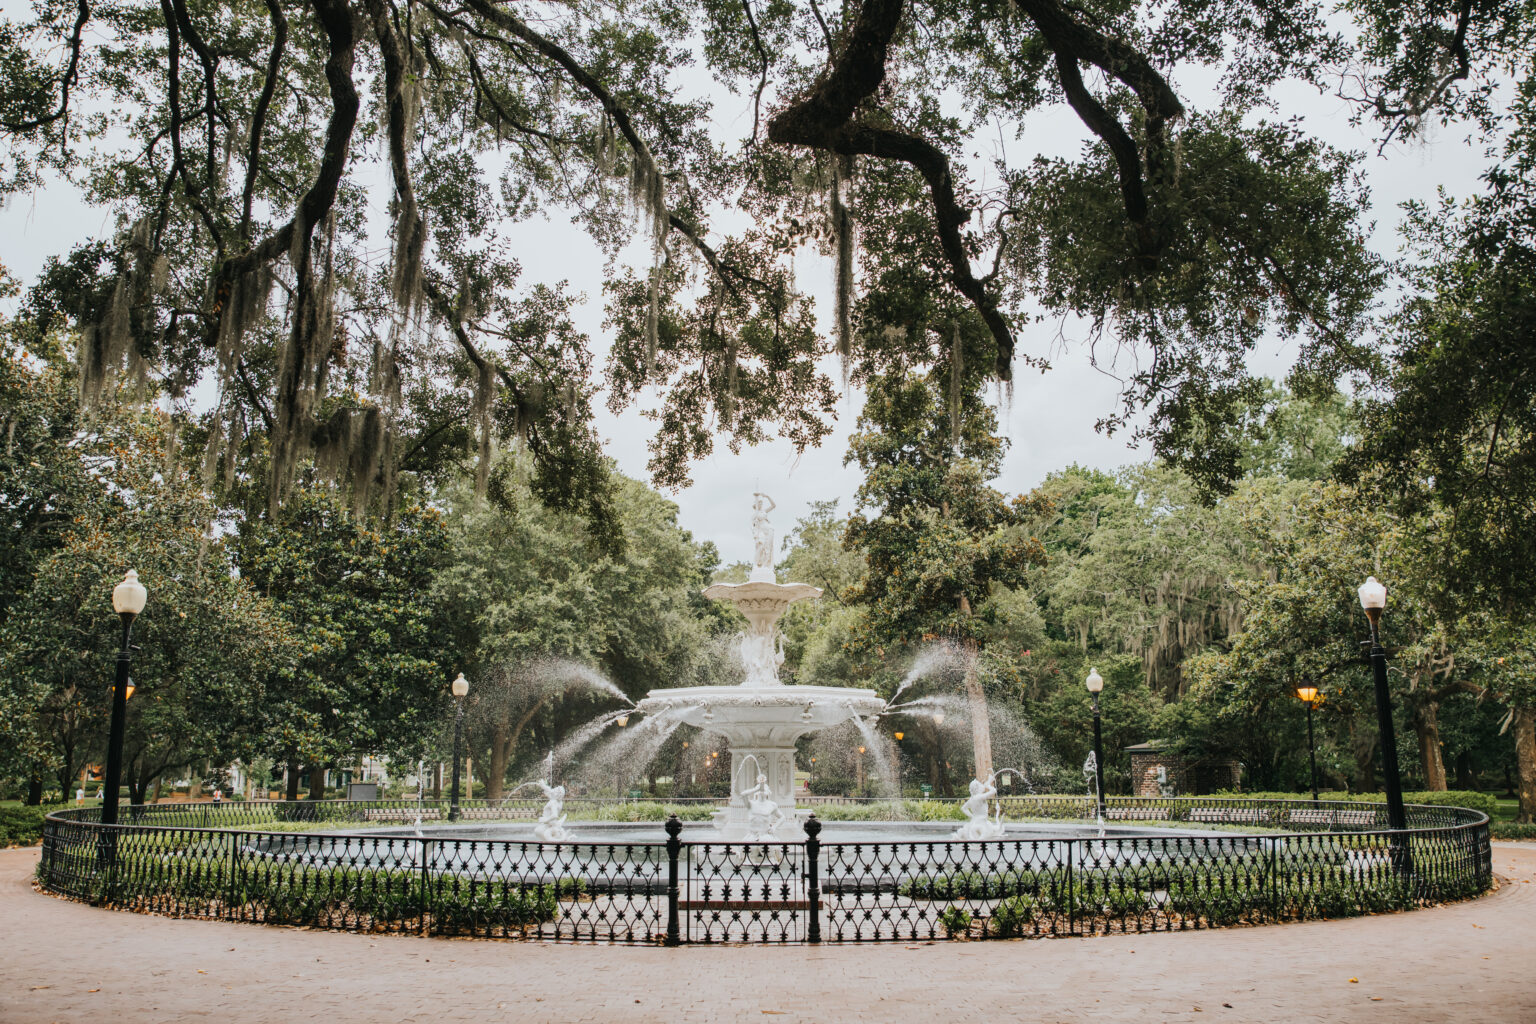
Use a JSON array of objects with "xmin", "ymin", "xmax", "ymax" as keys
[{"xmin": 952, "ymin": 776, "xmax": 1004, "ymax": 840}]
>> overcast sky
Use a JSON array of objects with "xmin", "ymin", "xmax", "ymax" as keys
[{"xmin": 0, "ymin": 17, "xmax": 1490, "ymax": 564}]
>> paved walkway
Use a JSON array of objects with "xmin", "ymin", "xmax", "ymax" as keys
[{"xmin": 4, "ymin": 845, "xmax": 1533, "ymax": 1024}]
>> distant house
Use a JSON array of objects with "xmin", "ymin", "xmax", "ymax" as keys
[{"xmin": 1124, "ymin": 741, "xmax": 1242, "ymax": 797}]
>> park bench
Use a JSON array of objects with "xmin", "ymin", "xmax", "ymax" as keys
[
  {"xmin": 1285, "ymin": 808, "xmax": 1379, "ymax": 828},
  {"xmin": 1186, "ymin": 806, "xmax": 1272, "ymax": 824},
  {"xmin": 361, "ymin": 808, "xmax": 442, "ymax": 824}
]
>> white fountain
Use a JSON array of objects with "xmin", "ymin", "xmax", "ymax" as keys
[{"xmin": 636, "ymin": 492, "xmax": 886, "ymax": 839}]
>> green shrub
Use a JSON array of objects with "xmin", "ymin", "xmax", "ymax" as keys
[
  {"xmin": 0, "ymin": 805, "xmax": 62, "ymax": 846},
  {"xmin": 1167, "ymin": 879, "xmax": 1264, "ymax": 925},
  {"xmin": 938, "ymin": 904, "xmax": 972, "ymax": 937},
  {"xmin": 1491, "ymin": 822, "xmax": 1536, "ymax": 841},
  {"xmin": 988, "ymin": 894, "xmax": 1036, "ymax": 937},
  {"xmin": 1224, "ymin": 790, "xmax": 1496, "ymax": 819},
  {"xmin": 898, "ymin": 868, "xmax": 1038, "ymax": 900}
]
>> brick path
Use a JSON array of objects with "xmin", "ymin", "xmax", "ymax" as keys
[{"xmin": 3, "ymin": 845, "xmax": 1533, "ymax": 1024}]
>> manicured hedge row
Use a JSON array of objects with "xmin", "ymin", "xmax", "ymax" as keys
[
  {"xmin": 1, "ymin": 805, "xmax": 64, "ymax": 846},
  {"xmin": 1226, "ymin": 790, "xmax": 1497, "ymax": 818},
  {"xmin": 1490, "ymin": 822, "xmax": 1536, "ymax": 840}
]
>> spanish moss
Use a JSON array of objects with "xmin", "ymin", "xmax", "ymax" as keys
[{"xmin": 830, "ymin": 156, "xmax": 855, "ymax": 380}]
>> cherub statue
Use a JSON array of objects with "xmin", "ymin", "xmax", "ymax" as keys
[
  {"xmin": 743, "ymin": 771, "xmax": 785, "ymax": 840},
  {"xmin": 952, "ymin": 776, "xmax": 1003, "ymax": 840},
  {"xmin": 534, "ymin": 782, "xmax": 572, "ymax": 841}
]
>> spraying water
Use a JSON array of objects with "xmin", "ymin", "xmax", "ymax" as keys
[
  {"xmin": 888, "ymin": 641, "xmax": 965, "ymax": 707},
  {"xmin": 529, "ymin": 657, "xmax": 635, "ymax": 705}
]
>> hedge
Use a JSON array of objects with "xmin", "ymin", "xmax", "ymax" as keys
[
  {"xmin": 1223, "ymin": 790, "xmax": 1498, "ymax": 819},
  {"xmin": 1, "ymin": 805, "xmax": 63, "ymax": 847}
]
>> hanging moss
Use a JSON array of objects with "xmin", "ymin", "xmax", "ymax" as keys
[
  {"xmin": 830, "ymin": 156, "xmax": 855, "ymax": 379},
  {"xmin": 949, "ymin": 320, "xmax": 963, "ymax": 447},
  {"xmin": 473, "ymin": 360, "xmax": 495, "ymax": 499}
]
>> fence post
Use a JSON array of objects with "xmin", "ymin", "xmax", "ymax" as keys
[
  {"xmin": 804, "ymin": 814, "xmax": 822, "ymax": 944},
  {"xmin": 1066, "ymin": 839, "xmax": 1077, "ymax": 936},
  {"xmin": 227, "ymin": 829, "xmax": 240, "ymax": 921},
  {"xmin": 664, "ymin": 815, "xmax": 682, "ymax": 946},
  {"xmin": 419, "ymin": 838, "xmax": 432, "ymax": 937}
]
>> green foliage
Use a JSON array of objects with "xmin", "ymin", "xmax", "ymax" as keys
[
  {"xmin": 937, "ymin": 904, "xmax": 972, "ymax": 938},
  {"xmin": 987, "ymin": 893, "xmax": 1038, "ymax": 937},
  {"xmin": 1490, "ymin": 822, "xmax": 1536, "ymax": 841},
  {"xmin": 843, "ymin": 369, "xmax": 1048, "ymax": 649},
  {"xmin": 237, "ymin": 488, "xmax": 455, "ymax": 775},
  {"xmin": 1227, "ymin": 790, "xmax": 1498, "ymax": 818},
  {"xmin": 0, "ymin": 804, "xmax": 59, "ymax": 845}
]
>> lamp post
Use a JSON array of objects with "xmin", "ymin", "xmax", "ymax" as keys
[
  {"xmin": 103, "ymin": 570, "xmax": 147, "ymax": 828},
  {"xmin": 1357, "ymin": 576, "xmax": 1407, "ymax": 836},
  {"xmin": 448, "ymin": 672, "xmax": 469, "ymax": 822},
  {"xmin": 1085, "ymin": 667, "xmax": 1106, "ymax": 821},
  {"xmin": 1295, "ymin": 683, "xmax": 1322, "ymax": 802},
  {"xmin": 616, "ymin": 713, "xmax": 629, "ymax": 798}
]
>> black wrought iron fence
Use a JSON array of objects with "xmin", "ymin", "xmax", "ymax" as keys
[{"xmin": 37, "ymin": 798, "xmax": 1491, "ymax": 945}]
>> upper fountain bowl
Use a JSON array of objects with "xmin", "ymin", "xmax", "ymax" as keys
[{"xmin": 635, "ymin": 683, "xmax": 886, "ymax": 735}]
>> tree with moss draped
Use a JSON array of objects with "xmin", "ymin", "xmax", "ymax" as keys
[
  {"xmin": 843, "ymin": 360, "xmax": 1048, "ymax": 782},
  {"xmin": 1, "ymin": 0, "xmax": 1438, "ymax": 514}
]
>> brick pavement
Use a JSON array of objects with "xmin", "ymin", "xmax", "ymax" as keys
[{"xmin": 3, "ymin": 845, "xmax": 1533, "ymax": 1024}]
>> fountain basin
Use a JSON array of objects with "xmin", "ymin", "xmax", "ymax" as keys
[{"xmin": 636, "ymin": 685, "xmax": 887, "ymax": 840}]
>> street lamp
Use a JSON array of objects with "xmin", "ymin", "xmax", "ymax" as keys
[
  {"xmin": 1358, "ymin": 576, "xmax": 1408, "ymax": 836},
  {"xmin": 1295, "ymin": 682, "xmax": 1323, "ymax": 802},
  {"xmin": 1085, "ymin": 667, "xmax": 1106, "ymax": 821},
  {"xmin": 103, "ymin": 570, "xmax": 147, "ymax": 828},
  {"xmin": 448, "ymin": 672, "xmax": 469, "ymax": 822}
]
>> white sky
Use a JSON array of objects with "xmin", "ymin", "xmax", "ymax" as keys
[{"xmin": 0, "ymin": 10, "xmax": 1491, "ymax": 563}]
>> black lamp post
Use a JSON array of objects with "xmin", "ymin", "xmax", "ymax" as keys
[
  {"xmin": 448, "ymin": 672, "xmax": 469, "ymax": 822},
  {"xmin": 1295, "ymin": 683, "xmax": 1322, "ymax": 802},
  {"xmin": 616, "ymin": 713, "xmax": 629, "ymax": 798},
  {"xmin": 1357, "ymin": 576, "xmax": 1407, "ymax": 836},
  {"xmin": 103, "ymin": 570, "xmax": 147, "ymax": 827},
  {"xmin": 1086, "ymin": 667, "xmax": 1106, "ymax": 820}
]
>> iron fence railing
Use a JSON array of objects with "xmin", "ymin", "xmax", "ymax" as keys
[{"xmin": 38, "ymin": 797, "xmax": 1491, "ymax": 944}]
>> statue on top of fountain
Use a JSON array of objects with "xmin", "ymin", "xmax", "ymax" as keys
[
  {"xmin": 750, "ymin": 491, "xmax": 776, "ymax": 583},
  {"xmin": 953, "ymin": 776, "xmax": 1004, "ymax": 840}
]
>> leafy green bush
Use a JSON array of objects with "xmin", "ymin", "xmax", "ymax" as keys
[
  {"xmin": 1491, "ymin": 822, "xmax": 1536, "ymax": 840},
  {"xmin": 1226, "ymin": 790, "xmax": 1496, "ymax": 818},
  {"xmin": 988, "ymin": 894, "xmax": 1037, "ymax": 937},
  {"xmin": 0, "ymin": 805, "xmax": 60, "ymax": 846},
  {"xmin": 899, "ymin": 868, "xmax": 1039, "ymax": 900},
  {"xmin": 938, "ymin": 904, "xmax": 972, "ymax": 937}
]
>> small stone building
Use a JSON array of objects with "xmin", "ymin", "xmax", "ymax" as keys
[{"xmin": 1125, "ymin": 741, "xmax": 1243, "ymax": 797}]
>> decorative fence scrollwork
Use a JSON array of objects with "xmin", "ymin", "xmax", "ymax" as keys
[{"xmin": 38, "ymin": 797, "xmax": 1492, "ymax": 944}]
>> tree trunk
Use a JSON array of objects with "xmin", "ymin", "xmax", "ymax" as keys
[
  {"xmin": 432, "ymin": 762, "xmax": 442, "ymax": 800},
  {"xmin": 284, "ymin": 755, "xmax": 300, "ymax": 801},
  {"xmin": 956, "ymin": 600, "xmax": 993, "ymax": 785},
  {"xmin": 1454, "ymin": 750, "xmax": 1477, "ymax": 790},
  {"xmin": 1413, "ymin": 702, "xmax": 1448, "ymax": 790},
  {"xmin": 307, "ymin": 763, "xmax": 325, "ymax": 800},
  {"xmin": 486, "ymin": 722, "xmax": 510, "ymax": 800},
  {"xmin": 1514, "ymin": 706, "xmax": 1536, "ymax": 824},
  {"xmin": 25, "ymin": 773, "xmax": 43, "ymax": 806},
  {"xmin": 1348, "ymin": 719, "xmax": 1377, "ymax": 793}
]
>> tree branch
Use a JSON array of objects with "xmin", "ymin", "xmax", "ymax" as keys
[
  {"xmin": 0, "ymin": 0, "xmax": 89, "ymax": 133},
  {"xmin": 240, "ymin": 0, "xmax": 288, "ymax": 242}
]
